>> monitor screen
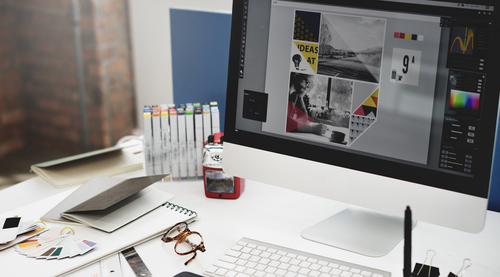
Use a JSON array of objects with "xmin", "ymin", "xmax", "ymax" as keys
[{"xmin": 222, "ymin": 0, "xmax": 499, "ymax": 255}]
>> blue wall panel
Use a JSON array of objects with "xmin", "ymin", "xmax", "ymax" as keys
[{"xmin": 170, "ymin": 8, "xmax": 231, "ymax": 133}]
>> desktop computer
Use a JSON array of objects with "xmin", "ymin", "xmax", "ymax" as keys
[{"xmin": 222, "ymin": 0, "xmax": 500, "ymax": 256}]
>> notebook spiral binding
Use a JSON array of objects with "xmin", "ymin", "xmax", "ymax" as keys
[{"xmin": 164, "ymin": 202, "xmax": 198, "ymax": 216}]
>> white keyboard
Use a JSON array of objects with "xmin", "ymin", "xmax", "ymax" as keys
[{"xmin": 204, "ymin": 238, "xmax": 391, "ymax": 277}]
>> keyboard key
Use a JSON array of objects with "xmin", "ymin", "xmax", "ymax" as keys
[
  {"xmin": 269, "ymin": 260, "xmax": 280, "ymax": 267},
  {"xmin": 289, "ymin": 265, "xmax": 300, "ymax": 272},
  {"xmin": 350, "ymin": 268, "xmax": 361, "ymax": 274},
  {"xmin": 279, "ymin": 256, "xmax": 291, "ymax": 263},
  {"xmin": 278, "ymin": 263, "xmax": 290, "ymax": 270},
  {"xmin": 297, "ymin": 255, "xmax": 307, "ymax": 260},
  {"xmin": 309, "ymin": 270, "xmax": 320, "ymax": 277},
  {"xmin": 249, "ymin": 256, "xmax": 261, "ymax": 262},
  {"xmin": 226, "ymin": 250, "xmax": 241, "ymax": 257},
  {"xmin": 331, "ymin": 268, "xmax": 342, "ymax": 275},
  {"xmin": 244, "ymin": 268, "xmax": 256, "ymax": 275},
  {"xmin": 255, "ymin": 264, "xmax": 267, "ymax": 271},
  {"xmin": 307, "ymin": 258, "xmax": 318, "ymax": 263},
  {"xmin": 260, "ymin": 252, "xmax": 272, "ymax": 259},
  {"xmin": 215, "ymin": 260, "xmax": 236, "ymax": 270},
  {"xmin": 214, "ymin": 268, "xmax": 228, "ymax": 276},
  {"xmin": 298, "ymin": 268, "xmax": 310, "ymax": 275},
  {"xmin": 246, "ymin": 261, "xmax": 257, "ymax": 268},
  {"xmin": 318, "ymin": 260, "xmax": 329, "ymax": 266},
  {"xmin": 236, "ymin": 259, "xmax": 247, "ymax": 266},
  {"xmin": 319, "ymin": 266, "xmax": 331, "ymax": 273},
  {"xmin": 299, "ymin": 261, "xmax": 311, "ymax": 268},
  {"xmin": 341, "ymin": 271, "xmax": 353, "ymax": 277},
  {"xmin": 265, "ymin": 266, "xmax": 277, "ymax": 273},
  {"xmin": 235, "ymin": 266, "xmax": 246, "ymax": 272},
  {"xmin": 220, "ymin": 255, "xmax": 238, "ymax": 263},
  {"xmin": 255, "ymin": 271, "xmax": 266, "ymax": 277},
  {"xmin": 339, "ymin": 265, "xmax": 350, "ymax": 271},
  {"xmin": 259, "ymin": 258, "xmax": 270, "ymax": 265},
  {"xmin": 309, "ymin": 264, "xmax": 321, "ymax": 271}
]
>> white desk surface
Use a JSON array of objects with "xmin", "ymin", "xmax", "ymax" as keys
[{"xmin": 1, "ymin": 170, "xmax": 499, "ymax": 277}]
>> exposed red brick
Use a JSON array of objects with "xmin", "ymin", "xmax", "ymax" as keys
[
  {"xmin": 0, "ymin": 0, "xmax": 136, "ymax": 157},
  {"xmin": 102, "ymin": 0, "xmax": 123, "ymax": 14},
  {"xmin": 108, "ymin": 58, "xmax": 126, "ymax": 74}
]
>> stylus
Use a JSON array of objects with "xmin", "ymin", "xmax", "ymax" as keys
[{"xmin": 404, "ymin": 206, "xmax": 412, "ymax": 277}]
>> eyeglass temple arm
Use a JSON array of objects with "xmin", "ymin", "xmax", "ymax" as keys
[{"xmin": 184, "ymin": 251, "xmax": 197, "ymax": 266}]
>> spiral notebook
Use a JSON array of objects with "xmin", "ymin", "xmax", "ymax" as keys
[{"xmin": 0, "ymin": 188, "xmax": 198, "ymax": 277}]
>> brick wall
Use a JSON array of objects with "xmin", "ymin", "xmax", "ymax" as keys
[
  {"xmin": 0, "ymin": 0, "xmax": 136, "ymax": 156},
  {"xmin": 0, "ymin": 1, "xmax": 24, "ymax": 156}
]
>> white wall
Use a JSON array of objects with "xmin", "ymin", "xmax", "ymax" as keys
[{"xmin": 128, "ymin": 0, "xmax": 232, "ymax": 130}]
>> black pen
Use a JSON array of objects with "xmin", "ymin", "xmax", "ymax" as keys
[{"xmin": 404, "ymin": 206, "xmax": 412, "ymax": 277}]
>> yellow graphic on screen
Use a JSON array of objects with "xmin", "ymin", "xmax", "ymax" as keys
[
  {"xmin": 294, "ymin": 41, "xmax": 318, "ymax": 73},
  {"xmin": 450, "ymin": 27, "xmax": 474, "ymax": 54}
]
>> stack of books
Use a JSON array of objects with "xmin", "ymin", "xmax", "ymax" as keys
[{"xmin": 143, "ymin": 102, "xmax": 220, "ymax": 180}]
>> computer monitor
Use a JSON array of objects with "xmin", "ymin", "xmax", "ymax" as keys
[{"xmin": 222, "ymin": 0, "xmax": 500, "ymax": 256}]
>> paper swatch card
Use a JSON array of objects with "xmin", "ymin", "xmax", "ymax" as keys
[{"xmin": 14, "ymin": 227, "xmax": 97, "ymax": 259}]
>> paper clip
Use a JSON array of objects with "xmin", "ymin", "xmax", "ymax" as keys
[
  {"xmin": 413, "ymin": 250, "xmax": 440, "ymax": 277},
  {"xmin": 61, "ymin": 226, "xmax": 75, "ymax": 235},
  {"xmin": 33, "ymin": 221, "xmax": 47, "ymax": 229},
  {"xmin": 448, "ymin": 259, "xmax": 472, "ymax": 277}
]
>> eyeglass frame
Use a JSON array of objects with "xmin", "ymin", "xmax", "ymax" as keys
[{"xmin": 161, "ymin": 221, "xmax": 206, "ymax": 265}]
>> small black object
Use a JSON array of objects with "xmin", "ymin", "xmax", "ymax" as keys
[
  {"xmin": 173, "ymin": 272, "xmax": 204, "ymax": 277},
  {"xmin": 413, "ymin": 263, "xmax": 440, "ymax": 277}
]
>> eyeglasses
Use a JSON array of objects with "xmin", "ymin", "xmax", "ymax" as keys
[{"xmin": 161, "ymin": 222, "xmax": 206, "ymax": 265}]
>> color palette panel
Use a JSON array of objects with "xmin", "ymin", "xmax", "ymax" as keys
[
  {"xmin": 450, "ymin": 89, "xmax": 480, "ymax": 110},
  {"xmin": 394, "ymin": 32, "xmax": 424, "ymax": 41}
]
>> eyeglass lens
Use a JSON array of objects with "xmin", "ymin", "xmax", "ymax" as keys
[
  {"xmin": 175, "ymin": 232, "xmax": 203, "ymax": 254},
  {"xmin": 165, "ymin": 222, "xmax": 188, "ymax": 241}
]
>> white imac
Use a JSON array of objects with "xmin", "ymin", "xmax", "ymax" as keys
[{"xmin": 222, "ymin": 0, "xmax": 500, "ymax": 256}]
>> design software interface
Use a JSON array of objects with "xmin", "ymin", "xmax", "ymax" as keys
[{"xmin": 235, "ymin": 0, "xmax": 496, "ymax": 197}]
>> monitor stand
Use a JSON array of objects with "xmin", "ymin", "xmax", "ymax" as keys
[{"xmin": 301, "ymin": 206, "xmax": 416, "ymax": 257}]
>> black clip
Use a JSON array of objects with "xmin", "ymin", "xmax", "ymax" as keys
[
  {"xmin": 412, "ymin": 250, "xmax": 440, "ymax": 277},
  {"xmin": 447, "ymin": 258, "xmax": 471, "ymax": 277}
]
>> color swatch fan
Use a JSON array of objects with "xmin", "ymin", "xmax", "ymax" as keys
[{"xmin": 14, "ymin": 227, "xmax": 97, "ymax": 259}]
